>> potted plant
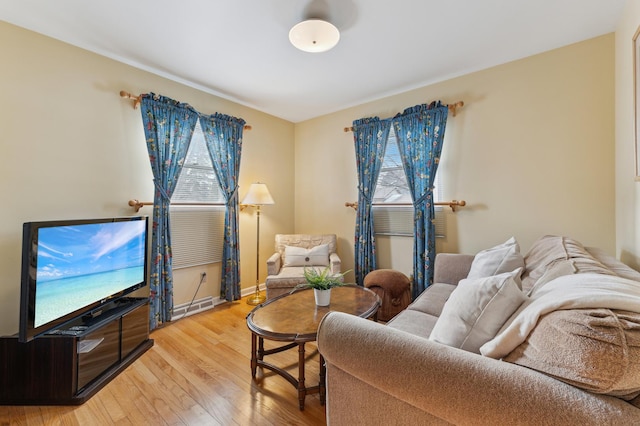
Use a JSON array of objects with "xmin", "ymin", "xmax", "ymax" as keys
[{"xmin": 295, "ymin": 266, "xmax": 350, "ymax": 306}]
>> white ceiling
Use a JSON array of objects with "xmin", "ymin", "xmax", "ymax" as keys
[{"xmin": 0, "ymin": 0, "xmax": 626, "ymax": 122}]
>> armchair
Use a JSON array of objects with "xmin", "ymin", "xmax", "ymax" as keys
[{"xmin": 265, "ymin": 234, "xmax": 342, "ymax": 299}]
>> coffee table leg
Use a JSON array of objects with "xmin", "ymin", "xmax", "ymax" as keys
[
  {"xmin": 297, "ymin": 342, "xmax": 306, "ymax": 410},
  {"xmin": 319, "ymin": 353, "xmax": 326, "ymax": 406},
  {"xmin": 250, "ymin": 333, "xmax": 257, "ymax": 378},
  {"xmin": 258, "ymin": 337, "xmax": 265, "ymax": 361}
]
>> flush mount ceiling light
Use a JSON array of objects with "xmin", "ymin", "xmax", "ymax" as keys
[{"xmin": 289, "ymin": 19, "xmax": 340, "ymax": 53}]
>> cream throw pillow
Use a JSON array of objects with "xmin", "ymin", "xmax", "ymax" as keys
[
  {"xmin": 467, "ymin": 237, "xmax": 524, "ymax": 280},
  {"xmin": 283, "ymin": 244, "xmax": 330, "ymax": 267},
  {"xmin": 429, "ymin": 269, "xmax": 527, "ymax": 354}
]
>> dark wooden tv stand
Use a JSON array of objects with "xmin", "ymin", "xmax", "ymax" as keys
[{"xmin": 0, "ymin": 297, "xmax": 153, "ymax": 405}]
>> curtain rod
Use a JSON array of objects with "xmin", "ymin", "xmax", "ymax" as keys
[
  {"xmin": 343, "ymin": 101, "xmax": 464, "ymax": 133},
  {"xmin": 119, "ymin": 90, "xmax": 252, "ymax": 131},
  {"xmin": 128, "ymin": 199, "xmax": 226, "ymax": 212},
  {"xmin": 345, "ymin": 200, "xmax": 466, "ymax": 212},
  {"xmin": 128, "ymin": 199, "xmax": 260, "ymax": 212}
]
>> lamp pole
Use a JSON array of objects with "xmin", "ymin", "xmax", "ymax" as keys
[
  {"xmin": 247, "ymin": 205, "xmax": 264, "ymax": 304},
  {"xmin": 243, "ymin": 182, "xmax": 273, "ymax": 305}
]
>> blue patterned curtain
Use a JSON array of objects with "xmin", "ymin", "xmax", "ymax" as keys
[
  {"xmin": 393, "ymin": 101, "xmax": 448, "ymax": 299},
  {"xmin": 140, "ymin": 93, "xmax": 199, "ymax": 330},
  {"xmin": 199, "ymin": 113, "xmax": 245, "ymax": 301},
  {"xmin": 352, "ymin": 117, "xmax": 392, "ymax": 285}
]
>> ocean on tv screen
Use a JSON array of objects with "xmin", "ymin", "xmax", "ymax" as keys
[{"xmin": 33, "ymin": 221, "xmax": 146, "ymax": 328}]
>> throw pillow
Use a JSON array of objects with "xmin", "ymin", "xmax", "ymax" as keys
[
  {"xmin": 466, "ymin": 237, "xmax": 524, "ymax": 280},
  {"xmin": 283, "ymin": 244, "xmax": 330, "ymax": 267},
  {"xmin": 428, "ymin": 269, "xmax": 527, "ymax": 354},
  {"xmin": 504, "ymin": 309, "xmax": 640, "ymax": 400}
]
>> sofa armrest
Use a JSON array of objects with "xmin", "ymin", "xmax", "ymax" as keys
[
  {"xmin": 266, "ymin": 252, "xmax": 281, "ymax": 276},
  {"xmin": 317, "ymin": 312, "xmax": 638, "ymax": 425},
  {"xmin": 329, "ymin": 252, "xmax": 341, "ymax": 274},
  {"xmin": 433, "ymin": 253, "xmax": 474, "ymax": 284}
]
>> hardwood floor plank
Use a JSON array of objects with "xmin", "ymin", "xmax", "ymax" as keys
[
  {"xmin": 95, "ymin": 385, "xmax": 131, "ymax": 424},
  {"xmin": 140, "ymin": 346, "xmax": 245, "ymax": 425},
  {"xmin": 129, "ymin": 355, "xmax": 219, "ymax": 425},
  {"xmin": 102, "ymin": 370, "xmax": 168, "ymax": 425},
  {"xmin": 72, "ymin": 398, "xmax": 113, "ymax": 425},
  {"xmin": 36, "ymin": 406, "xmax": 78, "ymax": 425},
  {"xmin": 1, "ymin": 296, "xmax": 326, "ymax": 425}
]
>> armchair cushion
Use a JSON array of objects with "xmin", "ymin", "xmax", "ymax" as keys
[{"xmin": 283, "ymin": 244, "xmax": 329, "ymax": 267}]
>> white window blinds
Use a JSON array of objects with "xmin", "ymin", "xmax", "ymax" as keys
[{"xmin": 170, "ymin": 207, "xmax": 225, "ymax": 269}]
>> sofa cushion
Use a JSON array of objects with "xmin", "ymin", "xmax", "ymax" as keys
[
  {"xmin": 386, "ymin": 309, "xmax": 439, "ymax": 339},
  {"xmin": 504, "ymin": 308, "xmax": 640, "ymax": 400},
  {"xmin": 587, "ymin": 247, "xmax": 640, "ymax": 282},
  {"xmin": 429, "ymin": 269, "xmax": 527, "ymax": 353},
  {"xmin": 467, "ymin": 237, "xmax": 524, "ymax": 280},
  {"xmin": 525, "ymin": 259, "xmax": 576, "ymax": 296},
  {"xmin": 433, "ymin": 253, "xmax": 475, "ymax": 285},
  {"xmin": 283, "ymin": 244, "xmax": 329, "ymax": 267},
  {"xmin": 521, "ymin": 235, "xmax": 615, "ymax": 291},
  {"xmin": 407, "ymin": 283, "xmax": 457, "ymax": 318}
]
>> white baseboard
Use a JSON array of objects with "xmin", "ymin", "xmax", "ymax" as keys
[
  {"xmin": 241, "ymin": 283, "xmax": 266, "ymax": 298},
  {"xmin": 171, "ymin": 284, "xmax": 266, "ymax": 320},
  {"xmin": 171, "ymin": 296, "xmax": 220, "ymax": 320}
]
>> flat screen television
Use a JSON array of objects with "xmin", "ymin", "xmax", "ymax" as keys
[{"xmin": 19, "ymin": 216, "xmax": 149, "ymax": 342}]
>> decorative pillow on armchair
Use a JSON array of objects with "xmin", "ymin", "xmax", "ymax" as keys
[
  {"xmin": 429, "ymin": 269, "xmax": 527, "ymax": 353},
  {"xmin": 467, "ymin": 237, "xmax": 524, "ymax": 280},
  {"xmin": 283, "ymin": 244, "xmax": 330, "ymax": 267}
]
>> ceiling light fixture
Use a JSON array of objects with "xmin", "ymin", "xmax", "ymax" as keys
[{"xmin": 289, "ymin": 19, "xmax": 340, "ymax": 53}]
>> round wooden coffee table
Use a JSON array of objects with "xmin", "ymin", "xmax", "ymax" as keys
[{"xmin": 246, "ymin": 285, "xmax": 380, "ymax": 410}]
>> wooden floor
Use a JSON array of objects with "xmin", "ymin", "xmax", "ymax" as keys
[{"xmin": 0, "ymin": 296, "xmax": 327, "ymax": 425}]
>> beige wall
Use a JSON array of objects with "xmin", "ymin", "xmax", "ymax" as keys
[
  {"xmin": 615, "ymin": 2, "xmax": 640, "ymax": 269},
  {"xmin": 0, "ymin": 21, "xmax": 295, "ymax": 336},
  {"xmin": 0, "ymin": 20, "xmax": 620, "ymax": 336},
  {"xmin": 295, "ymin": 34, "xmax": 616, "ymax": 282}
]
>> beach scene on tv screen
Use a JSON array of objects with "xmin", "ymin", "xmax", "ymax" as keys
[{"xmin": 34, "ymin": 220, "xmax": 146, "ymax": 328}]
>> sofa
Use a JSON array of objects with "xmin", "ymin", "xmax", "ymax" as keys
[{"xmin": 317, "ymin": 236, "xmax": 640, "ymax": 425}]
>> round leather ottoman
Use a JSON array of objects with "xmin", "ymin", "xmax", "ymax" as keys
[{"xmin": 363, "ymin": 269, "xmax": 411, "ymax": 322}]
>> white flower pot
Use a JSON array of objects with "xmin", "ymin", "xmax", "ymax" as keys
[{"xmin": 314, "ymin": 288, "xmax": 331, "ymax": 306}]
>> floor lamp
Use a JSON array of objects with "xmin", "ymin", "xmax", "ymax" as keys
[{"xmin": 242, "ymin": 182, "xmax": 275, "ymax": 305}]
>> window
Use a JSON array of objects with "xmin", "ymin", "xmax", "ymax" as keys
[
  {"xmin": 170, "ymin": 121, "xmax": 225, "ymax": 269},
  {"xmin": 172, "ymin": 121, "xmax": 225, "ymax": 203},
  {"xmin": 373, "ymin": 127, "xmax": 445, "ymax": 237},
  {"xmin": 373, "ymin": 128, "xmax": 413, "ymax": 204}
]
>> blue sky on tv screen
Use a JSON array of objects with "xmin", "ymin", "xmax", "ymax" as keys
[{"xmin": 36, "ymin": 221, "xmax": 146, "ymax": 282}]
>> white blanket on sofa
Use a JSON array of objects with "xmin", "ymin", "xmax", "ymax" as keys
[{"xmin": 479, "ymin": 273, "xmax": 640, "ymax": 359}]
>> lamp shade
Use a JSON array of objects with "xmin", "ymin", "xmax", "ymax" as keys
[
  {"xmin": 242, "ymin": 183, "xmax": 275, "ymax": 206},
  {"xmin": 289, "ymin": 19, "xmax": 340, "ymax": 53}
]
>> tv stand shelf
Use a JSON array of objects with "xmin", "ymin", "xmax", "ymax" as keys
[{"xmin": 0, "ymin": 297, "xmax": 153, "ymax": 405}]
